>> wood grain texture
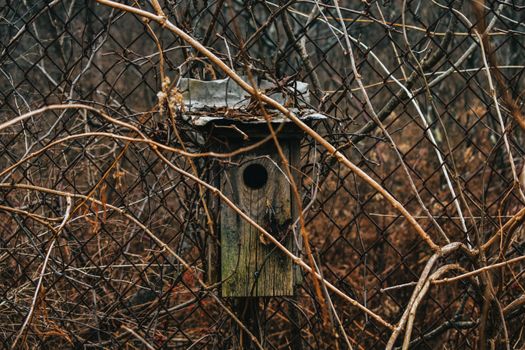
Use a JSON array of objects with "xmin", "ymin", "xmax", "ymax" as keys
[
  {"xmin": 206, "ymin": 161, "xmax": 221, "ymax": 285},
  {"xmin": 221, "ymin": 141, "xmax": 296, "ymax": 297}
]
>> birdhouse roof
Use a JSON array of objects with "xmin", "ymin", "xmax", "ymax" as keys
[
  {"xmin": 179, "ymin": 77, "xmax": 326, "ymax": 139},
  {"xmin": 179, "ymin": 77, "xmax": 311, "ymax": 110}
]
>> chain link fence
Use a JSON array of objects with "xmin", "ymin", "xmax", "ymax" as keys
[{"xmin": 1, "ymin": 0, "xmax": 525, "ymax": 348}]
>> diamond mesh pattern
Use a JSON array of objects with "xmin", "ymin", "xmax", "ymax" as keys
[{"xmin": 2, "ymin": 1, "xmax": 525, "ymax": 348}]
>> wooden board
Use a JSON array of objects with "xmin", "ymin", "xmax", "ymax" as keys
[{"xmin": 220, "ymin": 141, "xmax": 296, "ymax": 297}]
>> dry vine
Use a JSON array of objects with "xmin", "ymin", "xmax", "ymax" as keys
[{"xmin": 1, "ymin": 1, "xmax": 525, "ymax": 349}]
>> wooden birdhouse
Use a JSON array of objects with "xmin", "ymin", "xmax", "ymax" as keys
[{"xmin": 181, "ymin": 77, "xmax": 325, "ymax": 297}]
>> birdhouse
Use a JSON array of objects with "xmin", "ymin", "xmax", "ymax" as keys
[{"xmin": 181, "ymin": 77, "xmax": 325, "ymax": 297}]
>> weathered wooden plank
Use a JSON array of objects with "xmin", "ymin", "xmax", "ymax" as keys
[
  {"xmin": 205, "ymin": 161, "xmax": 221, "ymax": 285},
  {"xmin": 221, "ymin": 141, "xmax": 295, "ymax": 297},
  {"xmin": 289, "ymin": 138, "xmax": 303, "ymax": 288}
]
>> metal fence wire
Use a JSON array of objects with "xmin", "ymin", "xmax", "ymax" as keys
[{"xmin": 2, "ymin": 0, "xmax": 525, "ymax": 349}]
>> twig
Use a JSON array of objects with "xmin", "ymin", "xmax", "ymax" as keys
[
  {"xmin": 402, "ymin": 264, "xmax": 461, "ymax": 349},
  {"xmin": 434, "ymin": 254, "xmax": 525, "ymax": 285},
  {"xmin": 121, "ymin": 325, "xmax": 156, "ymax": 350},
  {"xmin": 386, "ymin": 242, "xmax": 469, "ymax": 349},
  {"xmin": 11, "ymin": 196, "xmax": 72, "ymax": 349}
]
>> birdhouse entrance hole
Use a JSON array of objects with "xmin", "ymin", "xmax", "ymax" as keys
[{"xmin": 243, "ymin": 163, "xmax": 268, "ymax": 189}]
